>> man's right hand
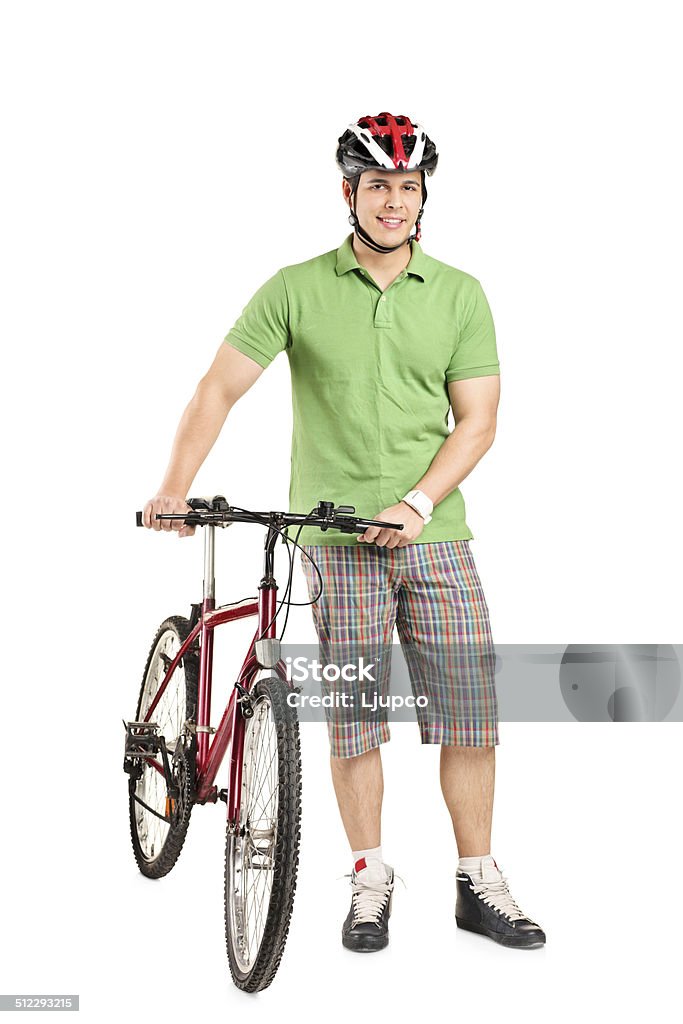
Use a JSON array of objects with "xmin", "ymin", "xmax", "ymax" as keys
[{"xmin": 142, "ymin": 495, "xmax": 196, "ymax": 538}]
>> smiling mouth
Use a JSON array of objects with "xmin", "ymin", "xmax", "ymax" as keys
[{"xmin": 377, "ymin": 217, "xmax": 405, "ymax": 227}]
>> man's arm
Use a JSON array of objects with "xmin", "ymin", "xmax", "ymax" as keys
[
  {"xmin": 411, "ymin": 374, "xmax": 500, "ymax": 506},
  {"xmin": 357, "ymin": 375, "xmax": 500, "ymax": 547},
  {"xmin": 142, "ymin": 343, "xmax": 264, "ymax": 533}
]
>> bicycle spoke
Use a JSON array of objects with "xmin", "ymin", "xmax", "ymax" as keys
[
  {"xmin": 247, "ymin": 745, "xmax": 278, "ymax": 821},
  {"xmin": 134, "ymin": 630, "xmax": 188, "ymax": 862},
  {"xmin": 228, "ymin": 691, "xmax": 282, "ymax": 974}
]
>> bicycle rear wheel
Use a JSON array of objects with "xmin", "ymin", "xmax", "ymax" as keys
[
  {"xmin": 224, "ymin": 676, "xmax": 301, "ymax": 992},
  {"xmin": 127, "ymin": 616, "xmax": 198, "ymax": 879}
]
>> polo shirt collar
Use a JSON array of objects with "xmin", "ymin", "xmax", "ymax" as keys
[{"xmin": 335, "ymin": 232, "xmax": 428, "ymax": 281}]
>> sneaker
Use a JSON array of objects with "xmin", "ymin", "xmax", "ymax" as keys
[
  {"xmin": 456, "ymin": 855, "xmax": 546, "ymax": 949},
  {"xmin": 342, "ymin": 860, "xmax": 394, "ymax": 952}
]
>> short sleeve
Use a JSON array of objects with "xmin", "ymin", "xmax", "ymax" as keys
[
  {"xmin": 445, "ymin": 279, "xmax": 500, "ymax": 382},
  {"xmin": 223, "ymin": 269, "xmax": 291, "ymax": 369}
]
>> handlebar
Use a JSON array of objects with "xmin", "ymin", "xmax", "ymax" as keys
[{"xmin": 136, "ymin": 497, "xmax": 404, "ymax": 535}]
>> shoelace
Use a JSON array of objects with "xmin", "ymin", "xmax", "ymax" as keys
[
  {"xmin": 350, "ymin": 877, "xmax": 393, "ymax": 926},
  {"xmin": 469, "ymin": 873, "xmax": 527, "ymax": 922},
  {"xmin": 338, "ymin": 871, "xmax": 406, "ymax": 927}
]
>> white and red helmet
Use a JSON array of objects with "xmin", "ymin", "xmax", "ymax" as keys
[
  {"xmin": 336, "ymin": 112, "xmax": 438, "ymax": 251},
  {"xmin": 336, "ymin": 112, "xmax": 439, "ymax": 178}
]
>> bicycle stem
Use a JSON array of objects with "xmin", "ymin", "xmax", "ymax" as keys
[{"xmin": 263, "ymin": 522, "xmax": 281, "ymax": 580}]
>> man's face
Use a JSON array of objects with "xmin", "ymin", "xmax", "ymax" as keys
[{"xmin": 343, "ymin": 169, "xmax": 423, "ymax": 246}]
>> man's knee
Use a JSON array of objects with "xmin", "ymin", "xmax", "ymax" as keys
[{"xmin": 331, "ymin": 745, "xmax": 382, "ymax": 769}]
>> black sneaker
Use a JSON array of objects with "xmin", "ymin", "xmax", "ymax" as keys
[
  {"xmin": 456, "ymin": 855, "xmax": 546, "ymax": 949},
  {"xmin": 342, "ymin": 860, "xmax": 394, "ymax": 952}
]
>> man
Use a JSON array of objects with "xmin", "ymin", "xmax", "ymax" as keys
[{"xmin": 143, "ymin": 112, "xmax": 546, "ymax": 953}]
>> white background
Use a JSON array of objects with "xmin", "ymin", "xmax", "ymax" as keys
[{"xmin": 1, "ymin": 0, "xmax": 681, "ymax": 1020}]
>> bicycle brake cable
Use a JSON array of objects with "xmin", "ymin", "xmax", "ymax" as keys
[
  {"xmin": 226, "ymin": 505, "xmax": 325, "ymax": 641},
  {"xmin": 276, "ymin": 521, "xmax": 307, "ymax": 641}
]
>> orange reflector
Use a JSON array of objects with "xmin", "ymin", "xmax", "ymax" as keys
[{"xmin": 166, "ymin": 796, "xmax": 176, "ymax": 817}]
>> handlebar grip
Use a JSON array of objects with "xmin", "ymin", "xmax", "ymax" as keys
[{"xmin": 136, "ymin": 511, "xmax": 143, "ymax": 527}]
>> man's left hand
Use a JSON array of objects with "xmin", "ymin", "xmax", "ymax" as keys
[{"xmin": 358, "ymin": 502, "xmax": 426, "ymax": 548}]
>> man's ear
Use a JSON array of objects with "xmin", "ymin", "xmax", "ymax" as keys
[{"xmin": 342, "ymin": 173, "xmax": 362, "ymax": 203}]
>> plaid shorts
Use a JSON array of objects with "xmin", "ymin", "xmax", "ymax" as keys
[{"xmin": 299, "ymin": 540, "xmax": 499, "ymax": 758}]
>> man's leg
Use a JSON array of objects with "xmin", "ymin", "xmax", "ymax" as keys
[
  {"xmin": 395, "ymin": 541, "xmax": 541, "ymax": 945},
  {"xmin": 299, "ymin": 544, "xmax": 397, "ymax": 951},
  {"xmin": 298, "ymin": 543, "xmax": 396, "ymax": 837},
  {"xmin": 329, "ymin": 744, "xmax": 394, "ymax": 951},
  {"xmin": 393, "ymin": 539, "xmax": 545, "ymax": 947},
  {"xmin": 394, "ymin": 540, "xmax": 499, "ymax": 855},
  {"xmin": 330, "ymin": 746, "xmax": 383, "ymax": 850},
  {"xmin": 444, "ymin": 741, "xmax": 545, "ymax": 948},
  {"xmin": 440, "ymin": 745, "xmax": 495, "ymax": 856}
]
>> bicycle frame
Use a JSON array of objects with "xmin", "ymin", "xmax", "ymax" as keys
[{"xmin": 140, "ymin": 522, "xmax": 289, "ymax": 824}]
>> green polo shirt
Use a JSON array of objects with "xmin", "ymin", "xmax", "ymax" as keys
[{"xmin": 224, "ymin": 233, "xmax": 499, "ymax": 546}]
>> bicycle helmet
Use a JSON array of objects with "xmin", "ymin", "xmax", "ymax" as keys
[{"xmin": 336, "ymin": 112, "xmax": 439, "ymax": 253}]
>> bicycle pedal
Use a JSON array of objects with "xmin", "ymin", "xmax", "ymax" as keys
[
  {"xmin": 124, "ymin": 746, "xmax": 159, "ymax": 758},
  {"xmin": 123, "ymin": 719, "xmax": 162, "ymax": 755}
]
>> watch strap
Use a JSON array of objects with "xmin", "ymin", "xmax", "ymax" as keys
[{"xmin": 401, "ymin": 489, "xmax": 433, "ymax": 524}]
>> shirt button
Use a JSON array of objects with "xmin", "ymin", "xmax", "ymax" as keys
[{"xmin": 380, "ymin": 295, "xmax": 387, "ymax": 301}]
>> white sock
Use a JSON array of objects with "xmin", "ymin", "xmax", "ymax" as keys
[
  {"xmin": 458, "ymin": 853, "xmax": 501, "ymax": 884},
  {"xmin": 352, "ymin": 845, "xmax": 388, "ymax": 885}
]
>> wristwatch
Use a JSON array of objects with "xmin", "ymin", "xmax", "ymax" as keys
[{"xmin": 401, "ymin": 489, "xmax": 433, "ymax": 525}]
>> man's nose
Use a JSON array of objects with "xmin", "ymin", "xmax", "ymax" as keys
[{"xmin": 385, "ymin": 191, "xmax": 405, "ymax": 209}]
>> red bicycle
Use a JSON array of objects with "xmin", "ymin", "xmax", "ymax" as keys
[{"xmin": 123, "ymin": 496, "xmax": 402, "ymax": 992}]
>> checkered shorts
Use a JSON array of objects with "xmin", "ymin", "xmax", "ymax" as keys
[{"xmin": 299, "ymin": 541, "xmax": 499, "ymax": 758}]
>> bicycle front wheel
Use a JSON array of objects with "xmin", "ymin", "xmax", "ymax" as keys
[{"xmin": 224, "ymin": 676, "xmax": 301, "ymax": 992}]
